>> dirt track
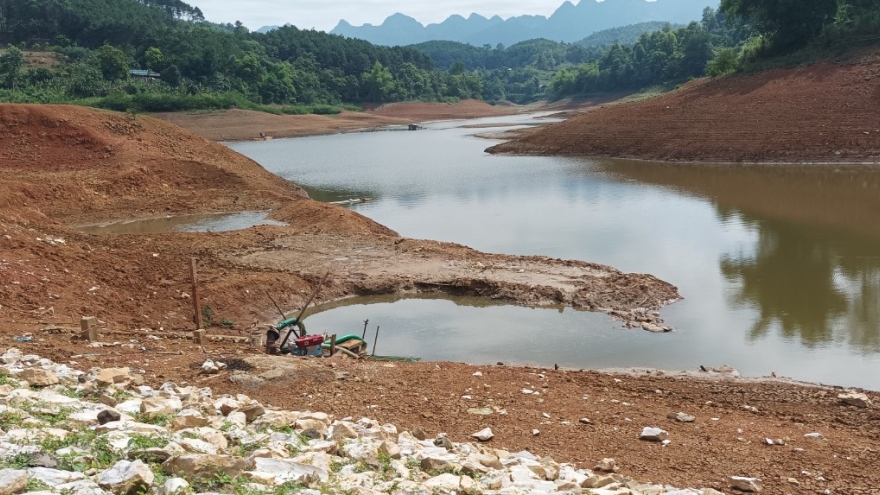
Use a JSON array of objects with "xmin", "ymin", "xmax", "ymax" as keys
[
  {"xmin": 488, "ymin": 49, "xmax": 880, "ymax": 163},
  {"xmin": 3, "ymin": 80, "xmax": 880, "ymax": 492}
]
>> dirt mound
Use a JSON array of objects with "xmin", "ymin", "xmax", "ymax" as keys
[
  {"xmin": 0, "ymin": 104, "xmax": 306, "ymax": 221},
  {"xmin": 489, "ymin": 49, "xmax": 880, "ymax": 162}
]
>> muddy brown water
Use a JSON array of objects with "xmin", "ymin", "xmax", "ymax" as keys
[{"xmin": 226, "ymin": 117, "xmax": 880, "ymax": 390}]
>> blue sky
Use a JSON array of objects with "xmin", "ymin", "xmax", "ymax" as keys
[{"xmin": 185, "ymin": 0, "xmax": 570, "ymax": 32}]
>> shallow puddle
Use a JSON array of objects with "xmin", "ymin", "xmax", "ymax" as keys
[{"xmin": 75, "ymin": 211, "xmax": 286, "ymax": 234}]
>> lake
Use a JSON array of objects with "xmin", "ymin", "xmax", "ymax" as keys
[{"xmin": 230, "ymin": 116, "xmax": 880, "ymax": 390}]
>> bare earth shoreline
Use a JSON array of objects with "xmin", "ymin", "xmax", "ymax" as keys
[{"xmin": 2, "ymin": 82, "xmax": 880, "ymax": 493}]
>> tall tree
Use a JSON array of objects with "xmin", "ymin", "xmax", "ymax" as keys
[{"xmin": 720, "ymin": 0, "xmax": 837, "ymax": 49}]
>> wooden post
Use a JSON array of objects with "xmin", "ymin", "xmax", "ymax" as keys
[
  {"xmin": 81, "ymin": 316, "xmax": 98, "ymax": 342},
  {"xmin": 371, "ymin": 326, "xmax": 380, "ymax": 356},
  {"xmin": 194, "ymin": 329, "xmax": 205, "ymax": 344},
  {"xmin": 330, "ymin": 334, "xmax": 337, "ymax": 356},
  {"xmin": 190, "ymin": 258, "xmax": 202, "ymax": 330}
]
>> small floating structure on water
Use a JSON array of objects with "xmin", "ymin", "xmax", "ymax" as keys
[{"xmin": 328, "ymin": 197, "xmax": 372, "ymax": 206}]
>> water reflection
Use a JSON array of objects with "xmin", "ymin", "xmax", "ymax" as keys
[
  {"xmin": 597, "ymin": 160, "xmax": 880, "ymax": 353},
  {"xmin": 229, "ymin": 125, "xmax": 880, "ymax": 388}
]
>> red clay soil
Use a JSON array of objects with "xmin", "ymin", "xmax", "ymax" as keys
[
  {"xmin": 2, "ymin": 102, "xmax": 880, "ymax": 493},
  {"xmin": 489, "ymin": 49, "xmax": 880, "ymax": 163}
]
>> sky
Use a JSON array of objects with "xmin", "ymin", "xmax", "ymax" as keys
[{"xmin": 185, "ymin": 0, "xmax": 572, "ymax": 32}]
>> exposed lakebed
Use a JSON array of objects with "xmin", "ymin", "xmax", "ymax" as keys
[{"xmin": 229, "ymin": 116, "xmax": 880, "ymax": 390}]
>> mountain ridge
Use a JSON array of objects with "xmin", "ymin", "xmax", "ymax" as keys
[{"xmin": 325, "ymin": 0, "xmax": 717, "ymax": 46}]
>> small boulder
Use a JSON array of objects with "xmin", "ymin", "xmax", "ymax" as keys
[
  {"xmin": 730, "ymin": 476, "xmax": 763, "ymax": 492},
  {"xmin": 19, "ymin": 369, "xmax": 59, "ymax": 387},
  {"xmin": 156, "ymin": 477, "xmax": 189, "ymax": 495},
  {"xmin": 639, "ymin": 427, "xmax": 668, "ymax": 442},
  {"xmin": 472, "ymin": 427, "xmax": 494, "ymax": 442},
  {"xmin": 97, "ymin": 460, "xmax": 154, "ymax": 495},
  {"xmin": 667, "ymin": 411, "xmax": 696, "ymax": 423},
  {"xmin": 98, "ymin": 409, "xmax": 122, "ymax": 425},
  {"xmin": 594, "ymin": 458, "xmax": 618, "ymax": 473},
  {"xmin": 838, "ymin": 392, "xmax": 872, "ymax": 408},
  {"xmin": 96, "ymin": 368, "xmax": 132, "ymax": 386},
  {"xmin": 0, "ymin": 468, "xmax": 28, "ymax": 495}
]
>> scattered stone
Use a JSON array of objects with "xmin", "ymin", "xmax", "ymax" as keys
[
  {"xmin": 96, "ymin": 368, "xmax": 132, "ymax": 386},
  {"xmin": 378, "ymin": 440, "xmax": 401, "ymax": 459},
  {"xmin": 0, "ymin": 351, "xmax": 735, "ymax": 495},
  {"xmin": 97, "ymin": 409, "xmax": 122, "ymax": 425},
  {"xmin": 433, "ymin": 435, "xmax": 454, "ymax": 450},
  {"xmin": 0, "ymin": 468, "xmax": 27, "ymax": 495},
  {"xmin": 97, "ymin": 460, "xmax": 154, "ymax": 495},
  {"xmin": 235, "ymin": 404, "xmax": 265, "ymax": 423},
  {"xmin": 579, "ymin": 417, "xmax": 592, "ymax": 424},
  {"xmin": 421, "ymin": 457, "xmax": 455, "ymax": 473},
  {"xmin": 838, "ymin": 392, "xmax": 872, "ymax": 408},
  {"xmin": 156, "ymin": 477, "xmax": 189, "ymax": 495},
  {"xmin": 667, "ymin": 411, "xmax": 696, "ymax": 423},
  {"xmin": 730, "ymin": 476, "xmax": 763, "ymax": 492},
  {"xmin": 19, "ymin": 369, "xmax": 59, "ymax": 387},
  {"xmin": 531, "ymin": 429, "xmax": 540, "ymax": 436},
  {"xmin": 163, "ymin": 455, "xmax": 251, "ymax": 480},
  {"xmin": 639, "ymin": 427, "xmax": 669, "ymax": 442},
  {"xmin": 472, "ymin": 427, "xmax": 494, "ymax": 442},
  {"xmin": 467, "ymin": 407, "xmax": 493, "ymax": 415},
  {"xmin": 804, "ymin": 432, "xmax": 826, "ymax": 440},
  {"xmin": 594, "ymin": 458, "xmax": 619, "ymax": 473}
]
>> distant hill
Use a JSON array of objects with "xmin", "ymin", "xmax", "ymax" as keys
[
  {"xmin": 330, "ymin": 0, "xmax": 717, "ymax": 46},
  {"xmin": 576, "ymin": 21, "xmax": 678, "ymax": 47},
  {"xmin": 256, "ymin": 23, "xmax": 292, "ymax": 34}
]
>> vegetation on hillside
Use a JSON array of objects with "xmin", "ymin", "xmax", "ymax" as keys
[
  {"xmin": 0, "ymin": 0, "xmax": 483, "ymax": 111},
  {"xmin": 1, "ymin": 0, "xmax": 877, "ymax": 110}
]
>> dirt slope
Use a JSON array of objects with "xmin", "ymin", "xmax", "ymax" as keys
[{"xmin": 489, "ymin": 49, "xmax": 880, "ymax": 162}]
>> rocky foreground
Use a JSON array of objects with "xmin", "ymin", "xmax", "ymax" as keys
[{"xmin": 0, "ymin": 348, "xmax": 772, "ymax": 495}]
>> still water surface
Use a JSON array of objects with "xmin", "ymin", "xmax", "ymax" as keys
[{"xmin": 230, "ymin": 117, "xmax": 880, "ymax": 389}]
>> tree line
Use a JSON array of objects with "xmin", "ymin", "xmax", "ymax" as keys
[{"xmin": 1, "ymin": 0, "xmax": 877, "ymax": 110}]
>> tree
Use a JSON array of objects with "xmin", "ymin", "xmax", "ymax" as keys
[
  {"xmin": 361, "ymin": 61, "xmax": 396, "ymax": 102},
  {"xmin": 0, "ymin": 46, "xmax": 24, "ymax": 89},
  {"xmin": 720, "ymin": 0, "xmax": 837, "ymax": 49},
  {"xmin": 144, "ymin": 47, "xmax": 167, "ymax": 72},
  {"xmin": 98, "ymin": 44, "xmax": 131, "ymax": 81}
]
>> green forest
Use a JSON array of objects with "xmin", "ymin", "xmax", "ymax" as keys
[{"xmin": 0, "ymin": 0, "xmax": 877, "ymax": 112}]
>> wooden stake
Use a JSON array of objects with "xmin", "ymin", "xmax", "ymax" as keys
[
  {"xmin": 372, "ymin": 326, "xmax": 380, "ymax": 356},
  {"xmin": 191, "ymin": 258, "xmax": 202, "ymax": 330},
  {"xmin": 330, "ymin": 334, "xmax": 337, "ymax": 356},
  {"xmin": 81, "ymin": 316, "xmax": 98, "ymax": 342}
]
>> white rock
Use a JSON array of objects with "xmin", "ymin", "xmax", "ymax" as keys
[
  {"xmin": 838, "ymin": 392, "xmax": 872, "ymax": 408},
  {"xmin": 26, "ymin": 467, "xmax": 86, "ymax": 487},
  {"xmin": 156, "ymin": 477, "xmax": 190, "ymax": 495},
  {"xmin": 97, "ymin": 460, "xmax": 154, "ymax": 494},
  {"xmin": 423, "ymin": 473, "xmax": 461, "ymax": 492},
  {"xmin": 0, "ymin": 468, "xmax": 27, "ymax": 495},
  {"xmin": 472, "ymin": 427, "xmax": 494, "ymax": 442},
  {"xmin": 0, "ymin": 349, "xmax": 22, "ymax": 364},
  {"xmin": 639, "ymin": 427, "xmax": 668, "ymax": 442},
  {"xmin": 250, "ymin": 457, "xmax": 328, "ymax": 485},
  {"xmin": 730, "ymin": 476, "xmax": 763, "ymax": 492}
]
